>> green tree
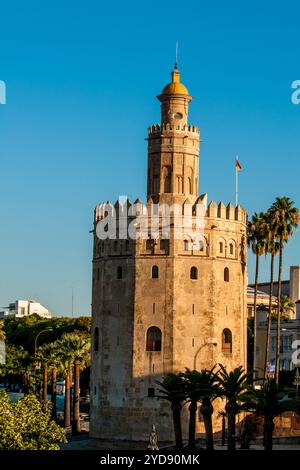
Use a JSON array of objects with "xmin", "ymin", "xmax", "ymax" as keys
[
  {"xmin": 1, "ymin": 344, "xmax": 33, "ymax": 393},
  {"xmin": 215, "ymin": 365, "xmax": 250, "ymax": 451},
  {"xmin": 269, "ymin": 197, "xmax": 299, "ymax": 383},
  {"xmin": 4, "ymin": 315, "xmax": 91, "ymax": 354},
  {"xmin": 248, "ymin": 212, "xmax": 268, "ymax": 379},
  {"xmin": 0, "ymin": 320, "xmax": 5, "ymax": 340},
  {"xmin": 263, "ymin": 231, "xmax": 280, "ymax": 381},
  {"xmin": 0, "ymin": 391, "xmax": 66, "ymax": 450},
  {"xmin": 243, "ymin": 379, "xmax": 300, "ymax": 450},
  {"xmin": 156, "ymin": 373, "xmax": 186, "ymax": 450}
]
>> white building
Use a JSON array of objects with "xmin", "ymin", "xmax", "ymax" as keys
[
  {"xmin": 251, "ymin": 265, "xmax": 300, "ymax": 320},
  {"xmin": 0, "ymin": 300, "xmax": 52, "ymax": 319}
]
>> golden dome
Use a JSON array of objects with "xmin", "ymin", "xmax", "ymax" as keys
[{"xmin": 162, "ymin": 68, "xmax": 189, "ymax": 96}]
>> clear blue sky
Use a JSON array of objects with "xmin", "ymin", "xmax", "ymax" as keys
[{"xmin": 1, "ymin": 0, "xmax": 300, "ymax": 316}]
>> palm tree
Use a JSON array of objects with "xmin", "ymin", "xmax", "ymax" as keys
[
  {"xmin": 215, "ymin": 365, "xmax": 250, "ymax": 450},
  {"xmin": 63, "ymin": 333, "xmax": 90, "ymax": 434},
  {"xmin": 182, "ymin": 368, "xmax": 219, "ymax": 450},
  {"xmin": 35, "ymin": 344, "xmax": 51, "ymax": 403},
  {"xmin": 263, "ymin": 232, "xmax": 280, "ymax": 381},
  {"xmin": 197, "ymin": 368, "xmax": 219, "ymax": 450},
  {"xmin": 51, "ymin": 365, "xmax": 57, "ymax": 419},
  {"xmin": 156, "ymin": 373, "xmax": 186, "ymax": 449},
  {"xmin": 55, "ymin": 336, "xmax": 74, "ymax": 429},
  {"xmin": 43, "ymin": 363, "xmax": 48, "ymax": 402},
  {"xmin": 181, "ymin": 369, "xmax": 202, "ymax": 449},
  {"xmin": 243, "ymin": 379, "xmax": 300, "ymax": 450},
  {"xmin": 279, "ymin": 295, "xmax": 295, "ymax": 320},
  {"xmin": 56, "ymin": 333, "xmax": 90, "ymax": 433},
  {"xmin": 248, "ymin": 212, "xmax": 268, "ymax": 379},
  {"xmin": 269, "ymin": 197, "xmax": 299, "ymax": 383},
  {"xmin": 39, "ymin": 342, "xmax": 60, "ymax": 420}
]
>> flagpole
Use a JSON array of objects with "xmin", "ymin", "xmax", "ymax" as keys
[{"xmin": 235, "ymin": 155, "xmax": 238, "ymax": 206}]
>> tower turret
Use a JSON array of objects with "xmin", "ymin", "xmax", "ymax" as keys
[
  {"xmin": 147, "ymin": 65, "xmax": 200, "ymax": 203},
  {"xmin": 158, "ymin": 65, "xmax": 192, "ymax": 127}
]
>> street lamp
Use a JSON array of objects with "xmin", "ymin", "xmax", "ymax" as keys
[
  {"xmin": 193, "ymin": 341, "xmax": 217, "ymax": 370},
  {"xmin": 34, "ymin": 328, "xmax": 53, "ymax": 359},
  {"xmin": 33, "ymin": 328, "xmax": 53, "ymax": 390}
]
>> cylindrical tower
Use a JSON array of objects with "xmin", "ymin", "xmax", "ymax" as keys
[{"xmin": 90, "ymin": 65, "xmax": 248, "ymax": 443}]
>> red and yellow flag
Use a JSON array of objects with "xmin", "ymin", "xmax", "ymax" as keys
[{"xmin": 236, "ymin": 158, "xmax": 242, "ymax": 172}]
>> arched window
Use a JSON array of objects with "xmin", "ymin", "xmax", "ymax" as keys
[
  {"xmin": 199, "ymin": 240, "xmax": 204, "ymax": 252},
  {"xmin": 190, "ymin": 266, "xmax": 198, "ymax": 280},
  {"xmin": 229, "ymin": 243, "xmax": 234, "ymax": 255},
  {"xmin": 188, "ymin": 177, "xmax": 192, "ymax": 194},
  {"xmin": 146, "ymin": 239, "xmax": 152, "ymax": 251},
  {"xmin": 146, "ymin": 327, "xmax": 162, "ymax": 351},
  {"xmin": 219, "ymin": 242, "xmax": 224, "ymax": 254},
  {"xmin": 94, "ymin": 327, "xmax": 99, "ymax": 352},
  {"xmin": 114, "ymin": 240, "xmax": 118, "ymax": 252},
  {"xmin": 224, "ymin": 267, "xmax": 229, "ymax": 282},
  {"xmin": 152, "ymin": 265, "xmax": 159, "ymax": 279},
  {"xmin": 125, "ymin": 239, "xmax": 130, "ymax": 251},
  {"xmin": 222, "ymin": 328, "xmax": 232, "ymax": 354},
  {"xmin": 117, "ymin": 266, "xmax": 123, "ymax": 279},
  {"xmin": 163, "ymin": 166, "xmax": 172, "ymax": 193},
  {"xmin": 184, "ymin": 240, "xmax": 189, "ymax": 251},
  {"xmin": 177, "ymin": 176, "xmax": 183, "ymax": 193}
]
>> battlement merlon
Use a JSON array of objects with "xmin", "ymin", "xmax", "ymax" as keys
[
  {"xmin": 148, "ymin": 123, "xmax": 200, "ymax": 136},
  {"xmin": 93, "ymin": 198, "xmax": 247, "ymax": 225}
]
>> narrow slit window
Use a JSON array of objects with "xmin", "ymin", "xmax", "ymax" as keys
[
  {"xmin": 224, "ymin": 267, "xmax": 229, "ymax": 282},
  {"xmin": 190, "ymin": 266, "xmax": 198, "ymax": 280},
  {"xmin": 152, "ymin": 265, "xmax": 159, "ymax": 279},
  {"xmin": 117, "ymin": 266, "xmax": 123, "ymax": 279}
]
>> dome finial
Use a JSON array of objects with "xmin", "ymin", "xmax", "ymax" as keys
[{"xmin": 174, "ymin": 41, "xmax": 179, "ymax": 70}]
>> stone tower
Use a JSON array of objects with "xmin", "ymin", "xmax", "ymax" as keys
[{"xmin": 90, "ymin": 64, "xmax": 248, "ymax": 442}]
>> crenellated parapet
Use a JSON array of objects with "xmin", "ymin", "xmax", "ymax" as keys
[
  {"xmin": 94, "ymin": 197, "xmax": 247, "ymax": 225},
  {"xmin": 206, "ymin": 200, "xmax": 247, "ymax": 224},
  {"xmin": 148, "ymin": 123, "xmax": 200, "ymax": 136},
  {"xmin": 92, "ymin": 196, "xmax": 247, "ymax": 262}
]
